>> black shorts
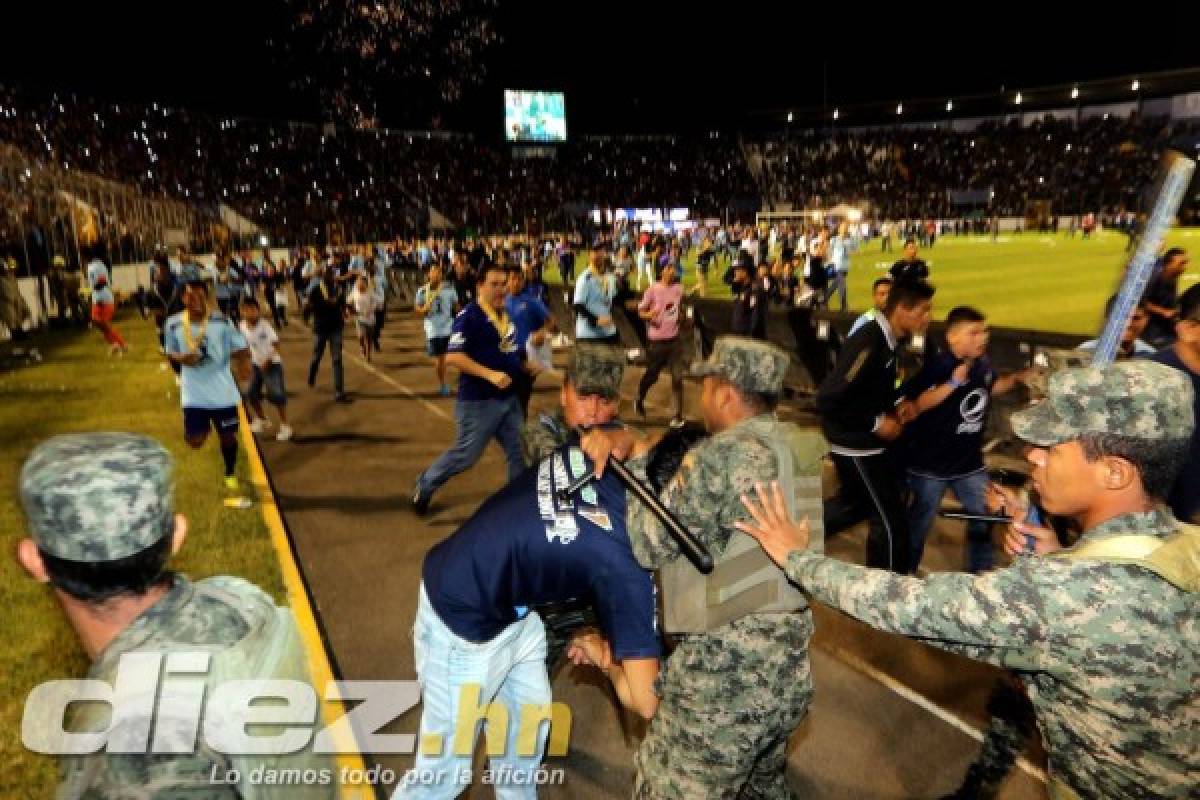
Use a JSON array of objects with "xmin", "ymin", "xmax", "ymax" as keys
[
  {"xmin": 183, "ymin": 406, "xmax": 240, "ymax": 439},
  {"xmin": 426, "ymin": 335, "xmax": 450, "ymax": 356}
]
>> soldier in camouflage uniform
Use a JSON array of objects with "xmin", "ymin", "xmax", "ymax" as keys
[
  {"xmin": 520, "ymin": 344, "xmax": 626, "ymax": 466},
  {"xmin": 738, "ymin": 360, "xmax": 1200, "ymax": 799},
  {"xmin": 16, "ymin": 433, "xmax": 333, "ymax": 799},
  {"xmin": 581, "ymin": 336, "xmax": 816, "ymax": 799}
]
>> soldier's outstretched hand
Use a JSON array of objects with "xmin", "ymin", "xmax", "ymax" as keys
[{"xmin": 736, "ymin": 481, "xmax": 810, "ymax": 567}]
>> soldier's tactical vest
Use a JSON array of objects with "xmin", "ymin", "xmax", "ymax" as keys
[
  {"xmin": 1050, "ymin": 522, "xmax": 1200, "ymax": 593},
  {"xmin": 1044, "ymin": 523, "xmax": 1199, "ymax": 800},
  {"xmin": 61, "ymin": 578, "xmax": 335, "ymax": 800},
  {"xmin": 661, "ymin": 420, "xmax": 827, "ymax": 633}
]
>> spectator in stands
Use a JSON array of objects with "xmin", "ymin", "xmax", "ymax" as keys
[
  {"xmin": 1142, "ymin": 247, "xmax": 1189, "ymax": 348},
  {"xmin": 1145, "ymin": 283, "xmax": 1200, "ymax": 523},
  {"xmin": 890, "ymin": 238, "xmax": 930, "ymax": 283}
]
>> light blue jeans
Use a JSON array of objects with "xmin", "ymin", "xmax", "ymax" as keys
[
  {"xmin": 396, "ymin": 585, "xmax": 551, "ymax": 799},
  {"xmin": 907, "ymin": 469, "xmax": 995, "ymax": 573},
  {"xmin": 417, "ymin": 396, "xmax": 524, "ymax": 497}
]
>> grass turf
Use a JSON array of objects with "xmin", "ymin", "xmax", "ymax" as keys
[
  {"xmin": 541, "ymin": 228, "xmax": 1200, "ymax": 335},
  {"xmin": 0, "ymin": 310, "xmax": 285, "ymax": 797}
]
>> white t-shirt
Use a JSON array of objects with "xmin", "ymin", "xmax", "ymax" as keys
[
  {"xmin": 348, "ymin": 287, "xmax": 380, "ymax": 324},
  {"xmin": 238, "ymin": 319, "xmax": 281, "ymax": 366}
]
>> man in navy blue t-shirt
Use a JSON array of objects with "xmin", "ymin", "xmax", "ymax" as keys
[
  {"xmin": 900, "ymin": 307, "xmax": 1031, "ymax": 572},
  {"xmin": 413, "ymin": 263, "xmax": 530, "ymax": 515},
  {"xmin": 402, "ymin": 444, "xmax": 661, "ymax": 797},
  {"xmin": 505, "ymin": 266, "xmax": 553, "ymax": 418}
]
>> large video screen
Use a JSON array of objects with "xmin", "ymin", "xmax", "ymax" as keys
[{"xmin": 504, "ymin": 90, "xmax": 567, "ymax": 143}]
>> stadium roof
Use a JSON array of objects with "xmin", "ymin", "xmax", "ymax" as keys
[{"xmin": 1, "ymin": 2, "xmax": 1197, "ymax": 135}]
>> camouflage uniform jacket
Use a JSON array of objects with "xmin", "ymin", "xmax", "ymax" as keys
[
  {"xmin": 521, "ymin": 408, "xmax": 570, "ymax": 467},
  {"xmin": 626, "ymin": 413, "xmax": 813, "ymax": 796},
  {"xmin": 57, "ymin": 576, "xmax": 333, "ymax": 800},
  {"xmin": 785, "ymin": 507, "xmax": 1199, "ymax": 799},
  {"xmin": 626, "ymin": 412, "xmax": 813, "ymax": 657}
]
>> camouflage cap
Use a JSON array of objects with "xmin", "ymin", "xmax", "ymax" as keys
[
  {"xmin": 566, "ymin": 345, "xmax": 624, "ymax": 398},
  {"xmin": 1010, "ymin": 361, "xmax": 1195, "ymax": 447},
  {"xmin": 20, "ymin": 433, "xmax": 174, "ymax": 562},
  {"xmin": 691, "ymin": 335, "xmax": 790, "ymax": 395}
]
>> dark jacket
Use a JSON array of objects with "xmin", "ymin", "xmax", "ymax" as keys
[
  {"xmin": 816, "ymin": 318, "xmax": 900, "ymax": 450},
  {"xmin": 730, "ymin": 279, "xmax": 769, "ymax": 340},
  {"xmin": 305, "ymin": 278, "xmax": 346, "ymax": 334}
]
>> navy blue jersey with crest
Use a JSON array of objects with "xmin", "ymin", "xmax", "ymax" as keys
[
  {"xmin": 422, "ymin": 445, "xmax": 661, "ymax": 660},
  {"xmin": 447, "ymin": 302, "xmax": 524, "ymax": 401}
]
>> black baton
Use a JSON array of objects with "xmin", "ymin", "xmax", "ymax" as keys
[
  {"xmin": 939, "ymin": 511, "xmax": 1013, "ymax": 524},
  {"xmin": 574, "ymin": 427, "xmax": 714, "ymax": 574}
]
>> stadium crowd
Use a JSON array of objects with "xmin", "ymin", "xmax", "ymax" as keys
[
  {"xmin": 2, "ymin": 82, "xmax": 1199, "ymax": 282},
  {"xmin": 751, "ymin": 114, "xmax": 1200, "ymax": 220}
]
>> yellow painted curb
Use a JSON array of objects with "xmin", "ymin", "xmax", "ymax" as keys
[{"xmin": 237, "ymin": 410, "xmax": 375, "ymax": 799}]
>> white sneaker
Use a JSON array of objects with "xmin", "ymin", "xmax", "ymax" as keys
[
  {"xmin": 276, "ymin": 424, "xmax": 293, "ymax": 441},
  {"xmin": 248, "ymin": 419, "xmax": 266, "ymax": 434}
]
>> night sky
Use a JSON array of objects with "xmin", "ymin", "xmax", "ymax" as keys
[{"xmin": 1, "ymin": 2, "xmax": 1196, "ymax": 135}]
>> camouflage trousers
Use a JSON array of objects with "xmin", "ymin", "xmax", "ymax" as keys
[{"xmin": 633, "ymin": 611, "xmax": 815, "ymax": 799}]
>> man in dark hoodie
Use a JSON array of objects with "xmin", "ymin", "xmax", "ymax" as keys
[{"xmin": 816, "ymin": 279, "xmax": 935, "ymax": 573}]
